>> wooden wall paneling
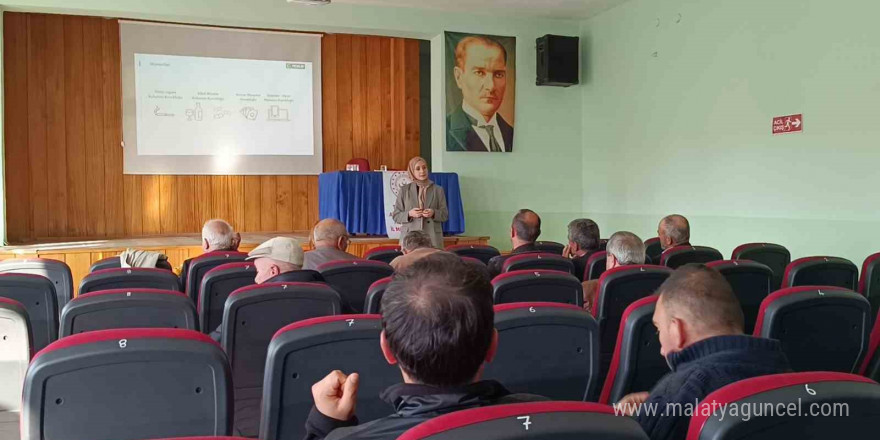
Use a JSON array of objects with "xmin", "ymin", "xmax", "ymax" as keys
[
  {"xmin": 64, "ymin": 16, "xmax": 88, "ymax": 237},
  {"xmin": 142, "ymin": 176, "xmax": 161, "ymax": 235},
  {"xmin": 124, "ymin": 175, "xmax": 143, "ymax": 235},
  {"xmin": 26, "ymin": 14, "xmax": 49, "ymax": 240},
  {"xmin": 390, "ymin": 39, "xmax": 405, "ymax": 167},
  {"xmin": 4, "ymin": 13, "xmax": 31, "ymax": 242},
  {"xmin": 380, "ymin": 39, "xmax": 393, "ymax": 169},
  {"xmin": 405, "ymin": 40, "xmax": 421, "ymax": 159},
  {"xmin": 350, "ymin": 35, "xmax": 367, "ymax": 164},
  {"xmin": 210, "ymin": 175, "xmax": 229, "ymax": 223},
  {"xmin": 194, "ymin": 176, "xmax": 213, "ymax": 227},
  {"xmin": 101, "ymin": 18, "xmax": 125, "ymax": 237},
  {"xmin": 260, "ymin": 176, "xmax": 277, "ymax": 231},
  {"xmin": 322, "ymin": 34, "xmax": 338, "ymax": 172},
  {"xmin": 227, "ymin": 176, "xmax": 245, "ymax": 233},
  {"xmin": 65, "ymin": 252, "xmax": 92, "ymax": 296},
  {"xmin": 275, "ymin": 176, "xmax": 293, "ymax": 231},
  {"xmin": 45, "ymin": 15, "xmax": 69, "ymax": 237},
  {"xmin": 159, "ymin": 175, "xmax": 177, "ymax": 233},
  {"xmin": 242, "ymin": 176, "xmax": 261, "ymax": 231},
  {"xmin": 366, "ymin": 37, "xmax": 383, "ymax": 169},
  {"xmin": 335, "ymin": 34, "xmax": 353, "ymax": 170},
  {"xmin": 307, "ymin": 177, "xmax": 319, "ymax": 227},
  {"xmin": 82, "ymin": 17, "xmax": 106, "ymax": 237},
  {"xmin": 289, "ymin": 176, "xmax": 309, "ymax": 230},
  {"xmin": 175, "ymin": 176, "xmax": 198, "ymax": 233}
]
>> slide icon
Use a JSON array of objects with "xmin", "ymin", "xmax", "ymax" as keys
[
  {"xmin": 268, "ymin": 105, "xmax": 290, "ymax": 122},
  {"xmin": 241, "ymin": 106, "xmax": 258, "ymax": 121},
  {"xmin": 185, "ymin": 102, "xmax": 204, "ymax": 121}
]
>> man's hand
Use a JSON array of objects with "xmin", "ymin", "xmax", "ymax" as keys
[
  {"xmin": 312, "ymin": 370, "xmax": 360, "ymax": 421},
  {"xmin": 422, "ymin": 208, "xmax": 434, "ymax": 218},
  {"xmin": 616, "ymin": 392, "xmax": 650, "ymax": 416},
  {"xmin": 562, "ymin": 244, "xmax": 572, "ymax": 258}
]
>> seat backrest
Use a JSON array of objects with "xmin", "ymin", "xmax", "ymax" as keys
[
  {"xmin": 484, "ymin": 303, "xmax": 599, "ymax": 401},
  {"xmin": 782, "ymin": 256, "xmax": 858, "ymax": 289},
  {"xmin": 364, "ymin": 246, "xmax": 403, "ymax": 264},
  {"xmin": 706, "ymin": 260, "xmax": 773, "ymax": 335},
  {"xmin": 660, "ymin": 245, "xmax": 723, "ymax": 269},
  {"xmin": 397, "ymin": 401, "xmax": 649, "ymax": 440},
  {"xmin": 731, "ymin": 243, "xmax": 791, "ymax": 290},
  {"xmin": 365, "ymin": 276, "xmax": 391, "ymax": 314},
  {"xmin": 0, "ymin": 297, "xmax": 31, "ymax": 413},
  {"xmin": 594, "ymin": 265, "xmax": 672, "ymax": 385},
  {"xmin": 535, "ymin": 241, "xmax": 565, "ymax": 255},
  {"xmin": 345, "ymin": 157, "xmax": 370, "ymax": 171},
  {"xmin": 860, "ymin": 315, "xmax": 880, "ymax": 381},
  {"xmin": 221, "ymin": 282, "xmax": 342, "ymax": 437},
  {"xmin": 79, "ymin": 268, "xmax": 181, "ymax": 294},
  {"xmin": 445, "ymin": 244, "xmax": 501, "ymax": 265},
  {"xmin": 644, "ymin": 237, "xmax": 662, "ymax": 265},
  {"xmin": 186, "ymin": 251, "xmax": 249, "ymax": 302},
  {"xmin": 0, "ymin": 273, "xmax": 58, "ymax": 352},
  {"xmin": 60, "ymin": 289, "xmax": 197, "ymax": 337},
  {"xmin": 754, "ymin": 286, "xmax": 871, "ymax": 373},
  {"xmin": 21, "ymin": 328, "xmax": 232, "ymax": 440},
  {"xmin": 491, "ymin": 270, "xmax": 583, "ymax": 306},
  {"xmin": 317, "ymin": 260, "xmax": 393, "ymax": 313},
  {"xmin": 260, "ymin": 314, "xmax": 398, "ymax": 440},
  {"xmin": 599, "ymin": 295, "xmax": 666, "ymax": 404},
  {"xmin": 198, "ymin": 262, "xmax": 256, "ymax": 334},
  {"xmin": 0, "ymin": 258, "xmax": 73, "ymax": 316},
  {"xmin": 586, "ymin": 251, "xmax": 607, "ymax": 281},
  {"xmin": 859, "ymin": 252, "xmax": 880, "ymax": 319},
  {"xmin": 686, "ymin": 372, "xmax": 880, "ymax": 440},
  {"xmin": 89, "ymin": 256, "xmax": 121, "ymax": 273},
  {"xmin": 502, "ymin": 252, "xmax": 575, "ymax": 275}
]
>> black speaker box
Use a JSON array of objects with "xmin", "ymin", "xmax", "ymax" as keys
[{"xmin": 536, "ymin": 35, "xmax": 579, "ymax": 87}]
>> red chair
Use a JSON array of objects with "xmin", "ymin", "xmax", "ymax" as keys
[
  {"xmin": 365, "ymin": 276, "xmax": 391, "ymax": 314},
  {"xmin": 198, "ymin": 262, "xmax": 257, "ymax": 334},
  {"xmin": 185, "ymin": 251, "xmax": 249, "ymax": 303},
  {"xmin": 445, "ymin": 244, "xmax": 500, "ymax": 265},
  {"xmin": 317, "ymin": 260, "xmax": 394, "ymax": 313},
  {"xmin": 859, "ymin": 252, "xmax": 880, "ymax": 320},
  {"xmin": 599, "ymin": 295, "xmax": 666, "ymax": 404},
  {"xmin": 364, "ymin": 246, "xmax": 403, "ymax": 264},
  {"xmin": 491, "ymin": 269, "xmax": 583, "ymax": 306},
  {"xmin": 60, "ymin": 288, "xmax": 197, "ymax": 337},
  {"xmin": 398, "ymin": 402, "xmax": 648, "ymax": 440},
  {"xmin": 660, "ymin": 245, "xmax": 723, "ymax": 269},
  {"xmin": 80, "ymin": 267, "xmax": 181, "ymax": 294},
  {"xmin": 585, "ymin": 250, "xmax": 607, "ymax": 281},
  {"xmin": 706, "ymin": 260, "xmax": 773, "ymax": 335},
  {"xmin": 345, "ymin": 157, "xmax": 370, "ymax": 172},
  {"xmin": 781, "ymin": 256, "xmax": 858, "ymax": 289},
  {"xmin": 686, "ymin": 372, "xmax": 880, "ymax": 440},
  {"xmin": 644, "ymin": 237, "xmax": 662, "ymax": 265},
  {"xmin": 731, "ymin": 242, "xmax": 790, "ymax": 290},
  {"xmin": 502, "ymin": 252, "xmax": 574, "ymax": 275}
]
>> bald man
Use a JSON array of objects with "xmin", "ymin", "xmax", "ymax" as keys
[
  {"xmin": 179, "ymin": 219, "xmax": 241, "ymax": 286},
  {"xmin": 303, "ymin": 219, "xmax": 358, "ymax": 270},
  {"xmin": 487, "ymin": 209, "xmax": 542, "ymax": 278},
  {"xmin": 657, "ymin": 214, "xmax": 690, "ymax": 251}
]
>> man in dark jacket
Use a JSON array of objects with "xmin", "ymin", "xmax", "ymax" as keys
[
  {"xmin": 616, "ymin": 265, "xmax": 791, "ymax": 440},
  {"xmin": 487, "ymin": 209, "xmax": 542, "ymax": 278},
  {"xmin": 304, "ymin": 253, "xmax": 544, "ymax": 440}
]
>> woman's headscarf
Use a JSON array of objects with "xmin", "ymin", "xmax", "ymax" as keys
[{"xmin": 407, "ymin": 156, "xmax": 434, "ymax": 210}]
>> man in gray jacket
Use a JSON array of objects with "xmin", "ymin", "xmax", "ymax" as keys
[{"xmin": 303, "ymin": 219, "xmax": 358, "ymax": 270}]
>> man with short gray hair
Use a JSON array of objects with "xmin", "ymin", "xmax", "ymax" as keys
[
  {"xmin": 179, "ymin": 219, "xmax": 242, "ymax": 286},
  {"xmin": 390, "ymin": 230, "xmax": 443, "ymax": 271},
  {"xmin": 657, "ymin": 214, "xmax": 690, "ymax": 251},
  {"xmin": 582, "ymin": 231, "xmax": 646, "ymax": 312},
  {"xmin": 563, "ymin": 218, "xmax": 602, "ymax": 281},
  {"xmin": 303, "ymin": 219, "xmax": 358, "ymax": 270}
]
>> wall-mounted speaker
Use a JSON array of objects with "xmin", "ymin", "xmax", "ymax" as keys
[{"xmin": 536, "ymin": 35, "xmax": 579, "ymax": 87}]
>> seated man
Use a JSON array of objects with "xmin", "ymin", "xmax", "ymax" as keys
[
  {"xmin": 210, "ymin": 236, "xmax": 322, "ymax": 342},
  {"xmin": 487, "ymin": 209, "xmax": 542, "ymax": 278},
  {"xmin": 390, "ymin": 230, "xmax": 443, "ymax": 271},
  {"xmin": 582, "ymin": 231, "xmax": 645, "ymax": 312},
  {"xmin": 617, "ymin": 265, "xmax": 791, "ymax": 440},
  {"xmin": 304, "ymin": 253, "xmax": 544, "ymax": 440},
  {"xmin": 657, "ymin": 214, "xmax": 690, "ymax": 252},
  {"xmin": 563, "ymin": 218, "xmax": 602, "ymax": 280},
  {"xmin": 304, "ymin": 219, "xmax": 358, "ymax": 270},
  {"xmin": 179, "ymin": 219, "xmax": 241, "ymax": 286}
]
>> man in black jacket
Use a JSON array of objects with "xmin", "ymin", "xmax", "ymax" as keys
[
  {"xmin": 304, "ymin": 253, "xmax": 544, "ymax": 440},
  {"xmin": 616, "ymin": 265, "xmax": 791, "ymax": 440},
  {"xmin": 487, "ymin": 209, "xmax": 542, "ymax": 278}
]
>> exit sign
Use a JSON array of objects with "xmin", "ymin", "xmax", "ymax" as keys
[{"xmin": 772, "ymin": 114, "xmax": 803, "ymax": 135}]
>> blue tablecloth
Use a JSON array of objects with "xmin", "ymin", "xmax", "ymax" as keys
[{"xmin": 319, "ymin": 171, "xmax": 465, "ymax": 236}]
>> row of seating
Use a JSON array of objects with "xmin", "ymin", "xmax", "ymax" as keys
[{"xmin": 17, "ymin": 323, "xmax": 880, "ymax": 440}]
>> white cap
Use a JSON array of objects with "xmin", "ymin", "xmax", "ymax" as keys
[{"xmin": 247, "ymin": 237, "xmax": 304, "ymax": 266}]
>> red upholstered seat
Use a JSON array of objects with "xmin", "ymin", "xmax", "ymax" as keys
[
  {"xmin": 197, "ymin": 262, "xmax": 256, "ymax": 333},
  {"xmin": 485, "ymin": 302, "xmax": 599, "ymax": 401},
  {"xmin": 753, "ymin": 285, "xmax": 871, "ymax": 373},
  {"xmin": 643, "ymin": 237, "xmax": 662, "ymax": 265},
  {"xmin": 317, "ymin": 259, "xmax": 393, "ymax": 313},
  {"xmin": 185, "ymin": 251, "xmax": 249, "ymax": 302},
  {"xmin": 60, "ymin": 288, "xmax": 197, "ymax": 337},
  {"xmin": 364, "ymin": 245, "xmax": 403, "ymax": 264},
  {"xmin": 365, "ymin": 276, "xmax": 391, "ymax": 314},
  {"xmin": 599, "ymin": 295, "xmax": 666, "ymax": 404},
  {"xmin": 0, "ymin": 257, "xmax": 73, "ymax": 313},
  {"xmin": 686, "ymin": 372, "xmax": 880, "ymax": 440},
  {"xmin": 0, "ymin": 273, "xmax": 58, "ymax": 352},
  {"xmin": 659, "ymin": 245, "xmax": 723, "ymax": 269},
  {"xmin": 445, "ymin": 244, "xmax": 501, "ymax": 265},
  {"xmin": 585, "ymin": 250, "xmax": 607, "ymax": 281},
  {"xmin": 534, "ymin": 240, "xmax": 565, "ymax": 255},
  {"xmin": 781, "ymin": 256, "xmax": 858, "ymax": 289},
  {"xmin": 398, "ymin": 401, "xmax": 647, "ymax": 440},
  {"xmin": 859, "ymin": 252, "xmax": 880, "ymax": 319},
  {"xmin": 262, "ymin": 314, "xmax": 398, "ymax": 440},
  {"xmin": 858, "ymin": 311, "xmax": 880, "ymax": 380},
  {"xmin": 706, "ymin": 260, "xmax": 773, "ymax": 334},
  {"xmin": 731, "ymin": 242, "xmax": 790, "ymax": 290},
  {"xmin": 80, "ymin": 267, "xmax": 181, "ymax": 294},
  {"xmin": 491, "ymin": 269, "xmax": 583, "ymax": 306},
  {"xmin": 502, "ymin": 252, "xmax": 574, "ymax": 274}
]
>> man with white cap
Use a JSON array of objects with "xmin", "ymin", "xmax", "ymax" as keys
[{"xmin": 209, "ymin": 237, "xmax": 324, "ymax": 341}]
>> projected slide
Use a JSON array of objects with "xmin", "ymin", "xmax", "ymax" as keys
[{"xmin": 134, "ymin": 53, "xmax": 314, "ymax": 156}]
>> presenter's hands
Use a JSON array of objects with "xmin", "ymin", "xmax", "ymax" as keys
[
  {"xmin": 408, "ymin": 209, "xmax": 423, "ymax": 219},
  {"xmin": 312, "ymin": 370, "xmax": 360, "ymax": 421},
  {"xmin": 422, "ymin": 209, "xmax": 435, "ymax": 218}
]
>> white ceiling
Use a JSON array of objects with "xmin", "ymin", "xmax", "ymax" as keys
[{"xmin": 332, "ymin": 0, "xmax": 630, "ymax": 20}]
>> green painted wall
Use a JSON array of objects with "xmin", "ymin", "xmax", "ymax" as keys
[
  {"xmin": 581, "ymin": 0, "xmax": 880, "ymax": 265},
  {"xmin": 0, "ymin": 0, "xmax": 586, "ymax": 250}
]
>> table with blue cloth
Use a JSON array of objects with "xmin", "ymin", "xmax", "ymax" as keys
[{"xmin": 319, "ymin": 171, "xmax": 465, "ymax": 236}]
